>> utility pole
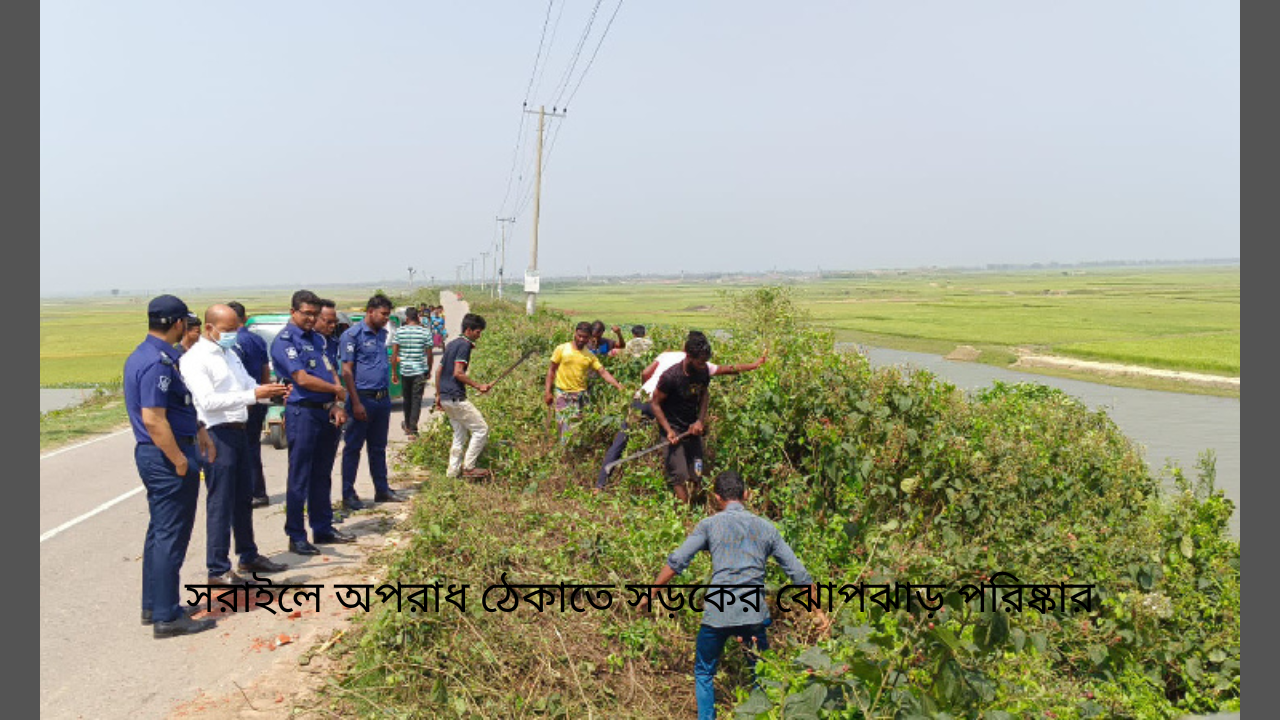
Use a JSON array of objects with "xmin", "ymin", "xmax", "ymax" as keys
[
  {"xmin": 497, "ymin": 216, "xmax": 514, "ymax": 302},
  {"xmin": 470, "ymin": 257, "xmax": 477, "ymax": 287},
  {"xmin": 480, "ymin": 251, "xmax": 490, "ymax": 292},
  {"xmin": 523, "ymin": 104, "xmax": 566, "ymax": 315}
]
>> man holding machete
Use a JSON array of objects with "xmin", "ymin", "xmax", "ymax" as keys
[
  {"xmin": 650, "ymin": 331, "xmax": 720, "ymax": 505},
  {"xmin": 597, "ymin": 333, "xmax": 767, "ymax": 493},
  {"xmin": 435, "ymin": 313, "xmax": 493, "ymax": 479}
]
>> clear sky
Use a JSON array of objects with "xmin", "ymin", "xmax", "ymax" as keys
[{"xmin": 40, "ymin": 1, "xmax": 1239, "ymax": 296}]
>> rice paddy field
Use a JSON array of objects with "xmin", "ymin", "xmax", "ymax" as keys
[
  {"xmin": 539, "ymin": 265, "xmax": 1240, "ymax": 376},
  {"xmin": 39, "ymin": 266, "xmax": 1239, "ymax": 388},
  {"xmin": 38, "ymin": 288, "xmax": 379, "ymax": 387}
]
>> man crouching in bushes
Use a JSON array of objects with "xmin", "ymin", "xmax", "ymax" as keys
[{"xmin": 643, "ymin": 470, "xmax": 831, "ymax": 719}]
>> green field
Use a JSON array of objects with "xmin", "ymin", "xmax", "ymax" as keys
[
  {"xmin": 39, "ymin": 288, "xmax": 383, "ymax": 387},
  {"xmin": 39, "ymin": 267, "xmax": 1239, "ymax": 390},
  {"xmin": 540, "ymin": 265, "xmax": 1240, "ymax": 377}
]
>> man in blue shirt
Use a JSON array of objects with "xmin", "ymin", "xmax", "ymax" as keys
[
  {"xmin": 124, "ymin": 295, "xmax": 218, "ymax": 638},
  {"xmin": 227, "ymin": 301, "xmax": 274, "ymax": 507},
  {"xmin": 270, "ymin": 290, "xmax": 355, "ymax": 555},
  {"xmin": 339, "ymin": 294, "xmax": 404, "ymax": 507},
  {"xmin": 645, "ymin": 471, "xmax": 830, "ymax": 719}
]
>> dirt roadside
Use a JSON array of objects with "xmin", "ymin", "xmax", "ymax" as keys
[
  {"xmin": 166, "ymin": 449, "xmax": 439, "ymax": 720},
  {"xmin": 1008, "ymin": 347, "xmax": 1240, "ymax": 391}
]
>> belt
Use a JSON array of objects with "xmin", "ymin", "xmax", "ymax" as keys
[
  {"xmin": 357, "ymin": 389, "xmax": 389, "ymax": 400},
  {"xmin": 294, "ymin": 400, "xmax": 334, "ymax": 410},
  {"xmin": 214, "ymin": 422, "xmax": 246, "ymax": 430},
  {"xmin": 176, "ymin": 436, "xmax": 196, "ymax": 446}
]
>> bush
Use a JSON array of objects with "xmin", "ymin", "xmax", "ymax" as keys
[{"xmin": 364, "ymin": 289, "xmax": 1240, "ymax": 719}]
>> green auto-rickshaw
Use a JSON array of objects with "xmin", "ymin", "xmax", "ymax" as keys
[{"xmin": 244, "ymin": 311, "xmax": 403, "ymax": 449}]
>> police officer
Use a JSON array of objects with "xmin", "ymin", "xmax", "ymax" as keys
[
  {"xmin": 314, "ymin": 299, "xmax": 349, "ymax": 523},
  {"xmin": 339, "ymin": 294, "xmax": 405, "ymax": 509},
  {"xmin": 125, "ymin": 295, "xmax": 218, "ymax": 638},
  {"xmin": 227, "ymin": 301, "xmax": 273, "ymax": 507},
  {"xmin": 269, "ymin": 290, "xmax": 356, "ymax": 555}
]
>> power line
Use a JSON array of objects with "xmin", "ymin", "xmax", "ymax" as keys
[
  {"xmin": 530, "ymin": 0, "xmax": 568, "ymax": 105},
  {"xmin": 563, "ymin": 0, "xmax": 625, "ymax": 110},
  {"xmin": 550, "ymin": 0, "xmax": 606, "ymax": 109},
  {"xmin": 522, "ymin": 0, "xmax": 557, "ymax": 103}
]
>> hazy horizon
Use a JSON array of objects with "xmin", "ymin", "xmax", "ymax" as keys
[{"xmin": 42, "ymin": 1, "xmax": 1239, "ymax": 296}]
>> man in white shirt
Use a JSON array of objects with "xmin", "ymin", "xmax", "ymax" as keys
[
  {"xmin": 180, "ymin": 305, "xmax": 291, "ymax": 585},
  {"xmin": 595, "ymin": 338, "xmax": 768, "ymax": 492}
]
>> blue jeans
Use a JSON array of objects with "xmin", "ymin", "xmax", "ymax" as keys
[
  {"xmin": 135, "ymin": 442, "xmax": 201, "ymax": 623},
  {"xmin": 204, "ymin": 424, "xmax": 259, "ymax": 575},
  {"xmin": 695, "ymin": 622, "xmax": 769, "ymax": 720},
  {"xmin": 341, "ymin": 394, "xmax": 392, "ymax": 500}
]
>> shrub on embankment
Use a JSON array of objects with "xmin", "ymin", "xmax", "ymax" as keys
[{"xmin": 338, "ymin": 289, "xmax": 1238, "ymax": 718}]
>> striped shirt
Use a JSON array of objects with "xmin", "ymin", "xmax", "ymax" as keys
[{"xmin": 394, "ymin": 324, "xmax": 433, "ymax": 377}]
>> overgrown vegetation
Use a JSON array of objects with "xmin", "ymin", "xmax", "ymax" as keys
[
  {"xmin": 39, "ymin": 388, "xmax": 129, "ymax": 451},
  {"xmin": 325, "ymin": 288, "xmax": 1239, "ymax": 719}
]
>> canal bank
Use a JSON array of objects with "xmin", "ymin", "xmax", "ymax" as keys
[{"xmin": 841, "ymin": 344, "xmax": 1241, "ymax": 538}]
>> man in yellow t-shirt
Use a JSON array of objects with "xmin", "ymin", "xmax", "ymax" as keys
[{"xmin": 544, "ymin": 321, "xmax": 626, "ymax": 440}]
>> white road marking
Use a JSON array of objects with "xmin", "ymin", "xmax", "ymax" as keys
[
  {"xmin": 40, "ymin": 428, "xmax": 131, "ymax": 460},
  {"xmin": 40, "ymin": 485, "xmax": 145, "ymax": 543}
]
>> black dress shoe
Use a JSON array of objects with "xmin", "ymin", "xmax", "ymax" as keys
[
  {"xmin": 314, "ymin": 529, "xmax": 356, "ymax": 544},
  {"xmin": 141, "ymin": 604, "xmax": 202, "ymax": 626},
  {"xmin": 154, "ymin": 614, "xmax": 217, "ymax": 639},
  {"xmin": 238, "ymin": 555, "xmax": 288, "ymax": 574},
  {"xmin": 289, "ymin": 540, "xmax": 321, "ymax": 555},
  {"xmin": 250, "ymin": 495, "xmax": 270, "ymax": 508},
  {"xmin": 343, "ymin": 497, "xmax": 365, "ymax": 511},
  {"xmin": 374, "ymin": 490, "xmax": 406, "ymax": 503},
  {"xmin": 208, "ymin": 571, "xmax": 267, "ymax": 586}
]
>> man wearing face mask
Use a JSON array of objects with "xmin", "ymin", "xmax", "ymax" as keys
[{"xmin": 181, "ymin": 305, "xmax": 292, "ymax": 585}]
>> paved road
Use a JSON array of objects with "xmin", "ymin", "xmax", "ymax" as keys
[{"xmin": 39, "ymin": 291, "xmax": 469, "ymax": 720}]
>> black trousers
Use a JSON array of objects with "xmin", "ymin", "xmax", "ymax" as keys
[{"xmin": 402, "ymin": 372, "xmax": 428, "ymax": 432}]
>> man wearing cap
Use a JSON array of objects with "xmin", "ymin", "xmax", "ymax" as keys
[
  {"xmin": 125, "ymin": 295, "xmax": 217, "ymax": 638},
  {"xmin": 339, "ymin": 294, "xmax": 405, "ymax": 507},
  {"xmin": 181, "ymin": 305, "xmax": 292, "ymax": 586},
  {"xmin": 270, "ymin": 290, "xmax": 355, "ymax": 556},
  {"xmin": 227, "ymin": 301, "xmax": 274, "ymax": 507},
  {"xmin": 176, "ymin": 312, "xmax": 202, "ymax": 355}
]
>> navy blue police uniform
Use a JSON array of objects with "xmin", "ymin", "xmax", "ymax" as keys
[
  {"xmin": 338, "ymin": 321, "xmax": 393, "ymax": 502},
  {"xmin": 319, "ymin": 330, "xmax": 345, "ymax": 504},
  {"xmin": 270, "ymin": 321, "xmax": 339, "ymax": 545},
  {"xmin": 124, "ymin": 297, "xmax": 202, "ymax": 626},
  {"xmin": 231, "ymin": 326, "xmax": 272, "ymax": 501}
]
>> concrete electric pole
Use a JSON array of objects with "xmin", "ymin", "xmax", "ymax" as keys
[{"xmin": 522, "ymin": 104, "xmax": 566, "ymax": 315}]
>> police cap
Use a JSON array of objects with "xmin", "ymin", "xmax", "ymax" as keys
[{"xmin": 147, "ymin": 294, "xmax": 190, "ymax": 324}]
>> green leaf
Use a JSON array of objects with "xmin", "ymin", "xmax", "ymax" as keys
[
  {"xmin": 733, "ymin": 690, "xmax": 773, "ymax": 717},
  {"xmin": 1185, "ymin": 656, "xmax": 1203, "ymax": 682},
  {"xmin": 1180, "ymin": 534, "xmax": 1194, "ymax": 559},
  {"xmin": 1087, "ymin": 644, "xmax": 1107, "ymax": 667},
  {"xmin": 933, "ymin": 626, "xmax": 963, "ymax": 653},
  {"xmin": 1030, "ymin": 632, "xmax": 1047, "ymax": 654},
  {"xmin": 1208, "ymin": 648, "xmax": 1227, "ymax": 663},
  {"xmin": 796, "ymin": 646, "xmax": 832, "ymax": 672},
  {"xmin": 880, "ymin": 519, "xmax": 899, "ymax": 532},
  {"xmin": 780, "ymin": 682, "xmax": 825, "ymax": 720},
  {"xmin": 1010, "ymin": 627, "xmax": 1026, "ymax": 653}
]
